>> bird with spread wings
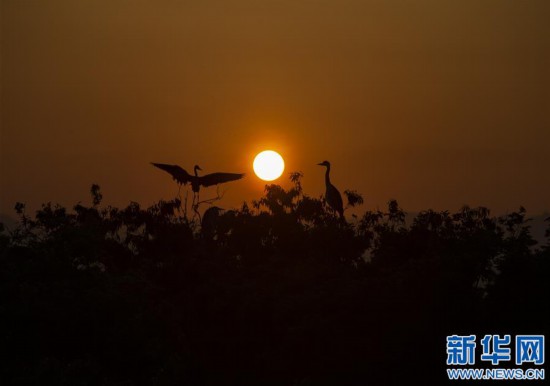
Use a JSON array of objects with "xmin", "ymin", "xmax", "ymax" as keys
[{"xmin": 151, "ymin": 163, "xmax": 244, "ymax": 208}]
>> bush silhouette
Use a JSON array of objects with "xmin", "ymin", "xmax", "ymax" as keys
[{"xmin": 0, "ymin": 174, "xmax": 548, "ymax": 385}]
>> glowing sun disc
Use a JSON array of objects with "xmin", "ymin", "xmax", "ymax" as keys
[{"xmin": 253, "ymin": 150, "xmax": 285, "ymax": 181}]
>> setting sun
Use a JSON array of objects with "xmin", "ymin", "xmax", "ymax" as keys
[{"xmin": 253, "ymin": 150, "xmax": 285, "ymax": 181}]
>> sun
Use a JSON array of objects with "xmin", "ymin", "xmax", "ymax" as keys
[{"xmin": 253, "ymin": 150, "xmax": 285, "ymax": 181}]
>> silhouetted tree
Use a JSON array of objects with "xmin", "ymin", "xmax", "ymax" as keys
[{"xmin": 1, "ymin": 176, "xmax": 548, "ymax": 385}]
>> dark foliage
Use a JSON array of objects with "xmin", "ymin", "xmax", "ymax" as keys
[{"xmin": 1, "ymin": 175, "xmax": 548, "ymax": 385}]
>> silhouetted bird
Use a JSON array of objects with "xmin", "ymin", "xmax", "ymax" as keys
[
  {"xmin": 201, "ymin": 206, "xmax": 223, "ymax": 240},
  {"xmin": 151, "ymin": 163, "xmax": 244, "ymax": 205},
  {"xmin": 317, "ymin": 160, "xmax": 344, "ymax": 218}
]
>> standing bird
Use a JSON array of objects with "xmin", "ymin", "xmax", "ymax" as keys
[
  {"xmin": 317, "ymin": 160, "xmax": 344, "ymax": 218},
  {"xmin": 151, "ymin": 163, "xmax": 244, "ymax": 206},
  {"xmin": 201, "ymin": 206, "xmax": 223, "ymax": 241}
]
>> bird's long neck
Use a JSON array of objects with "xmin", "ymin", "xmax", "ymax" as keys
[
  {"xmin": 324, "ymin": 165, "xmax": 331, "ymax": 185},
  {"xmin": 194, "ymin": 166, "xmax": 199, "ymax": 177}
]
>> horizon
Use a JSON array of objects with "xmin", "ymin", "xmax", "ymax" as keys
[{"xmin": 1, "ymin": 180, "xmax": 548, "ymax": 246}]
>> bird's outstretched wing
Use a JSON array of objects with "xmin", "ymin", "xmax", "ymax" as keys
[
  {"xmin": 199, "ymin": 172, "xmax": 245, "ymax": 187},
  {"xmin": 151, "ymin": 163, "xmax": 192, "ymax": 185}
]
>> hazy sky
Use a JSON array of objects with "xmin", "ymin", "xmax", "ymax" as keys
[{"xmin": 1, "ymin": 0, "xmax": 549, "ymax": 217}]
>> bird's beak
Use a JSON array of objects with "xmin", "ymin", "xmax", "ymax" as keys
[
  {"xmin": 196, "ymin": 166, "xmax": 202, "ymax": 171},
  {"xmin": 317, "ymin": 162, "xmax": 323, "ymax": 166}
]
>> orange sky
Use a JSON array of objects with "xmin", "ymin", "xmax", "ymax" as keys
[{"xmin": 1, "ymin": 0, "xmax": 549, "ymax": 217}]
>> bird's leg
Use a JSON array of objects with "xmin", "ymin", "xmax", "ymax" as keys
[
  {"xmin": 193, "ymin": 202, "xmax": 201, "ymax": 223},
  {"xmin": 190, "ymin": 191, "xmax": 203, "ymax": 224},
  {"xmin": 183, "ymin": 190, "xmax": 189, "ymax": 221},
  {"xmin": 192, "ymin": 191, "xmax": 201, "ymax": 214},
  {"xmin": 192, "ymin": 192, "xmax": 200, "ymax": 220}
]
